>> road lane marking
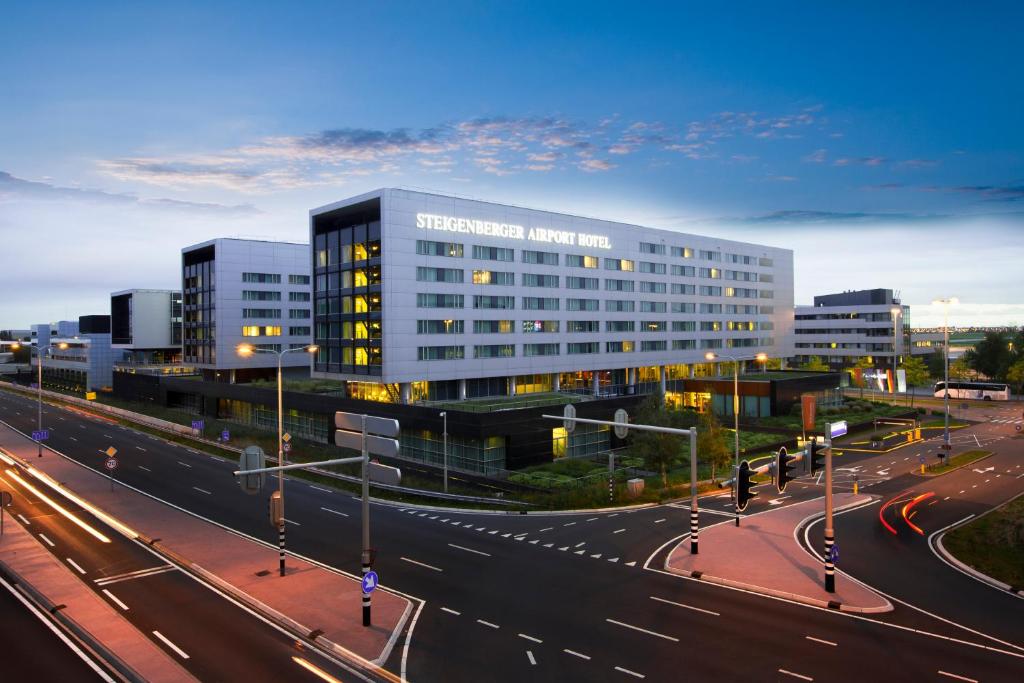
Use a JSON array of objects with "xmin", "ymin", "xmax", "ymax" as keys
[
  {"xmin": 587, "ymin": 517, "xmax": 599, "ymax": 522},
  {"xmin": 558, "ymin": 546, "xmax": 569, "ymax": 551},
  {"xmin": 102, "ymin": 589, "xmax": 129, "ymax": 611},
  {"xmin": 805, "ymin": 635, "xmax": 836, "ymax": 646},
  {"xmin": 613, "ymin": 528, "xmax": 626, "ymax": 534},
  {"xmin": 448, "ymin": 543, "xmax": 491, "ymax": 557},
  {"xmin": 177, "ymin": 461, "xmax": 192, "ymax": 468},
  {"xmin": 937, "ymin": 672, "xmax": 977, "ymax": 683},
  {"xmin": 285, "ymin": 519, "xmax": 301, "ymax": 526},
  {"xmin": 649, "ymin": 596, "xmax": 720, "ymax": 616},
  {"xmin": 69, "ymin": 436, "xmax": 77, "ymax": 441},
  {"xmin": 440, "ymin": 607, "xmax": 460, "ymax": 615},
  {"xmin": 564, "ymin": 649, "xmax": 590, "ymax": 660},
  {"xmin": 615, "ymin": 666, "xmax": 645, "ymax": 679},
  {"xmin": 401, "ymin": 557, "xmax": 442, "ymax": 572},
  {"xmin": 192, "ymin": 487, "xmax": 211, "ymax": 495},
  {"xmin": 590, "ymin": 553, "xmax": 603, "ymax": 559},
  {"xmin": 134, "ymin": 446, "xmax": 146, "ymax": 452},
  {"xmin": 320, "ymin": 507, "xmax": 348, "ymax": 517},
  {"xmin": 605, "ymin": 618, "xmax": 678, "ymax": 642},
  {"xmin": 778, "ymin": 669, "xmax": 813, "ymax": 681},
  {"xmin": 152, "ymin": 631, "xmax": 189, "ymax": 659},
  {"xmin": 526, "ymin": 651, "xmax": 536, "ymax": 666},
  {"xmin": 477, "ymin": 619, "xmax": 499, "ymax": 629},
  {"xmin": 544, "ymin": 543, "xmax": 554, "ymax": 548},
  {"xmin": 563, "ymin": 522, "xmax": 576, "ymax": 527},
  {"xmin": 488, "ymin": 530, "xmax": 499, "ymax": 534},
  {"xmin": 539, "ymin": 527, "xmax": 554, "ymax": 532},
  {"xmin": 518, "ymin": 633, "xmax": 542, "ymax": 643},
  {"xmin": 654, "ymin": 518, "xmax": 666, "ymax": 524},
  {"xmin": 138, "ymin": 465, "xmax": 151, "ymax": 472},
  {"xmin": 574, "ymin": 542, "xmax": 586, "ymax": 548},
  {"xmin": 16, "ymin": 513, "xmax": 30, "ymax": 525},
  {"xmin": 309, "ymin": 485, "xmax": 332, "ymax": 493},
  {"xmin": 95, "ymin": 565, "xmax": 175, "ymax": 586}
]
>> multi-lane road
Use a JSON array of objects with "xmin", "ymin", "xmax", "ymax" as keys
[{"xmin": 1, "ymin": 387, "xmax": 1022, "ymax": 682}]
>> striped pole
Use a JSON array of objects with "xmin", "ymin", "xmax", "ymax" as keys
[
  {"xmin": 690, "ymin": 426, "xmax": 699, "ymax": 554},
  {"xmin": 278, "ymin": 521, "xmax": 286, "ymax": 577},
  {"xmin": 824, "ymin": 531, "xmax": 835, "ymax": 592},
  {"xmin": 823, "ymin": 427, "xmax": 835, "ymax": 593}
]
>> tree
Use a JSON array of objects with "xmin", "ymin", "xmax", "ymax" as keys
[
  {"xmin": 697, "ymin": 410, "xmax": 731, "ymax": 483},
  {"xmin": 763, "ymin": 357, "xmax": 784, "ymax": 371},
  {"xmin": 964, "ymin": 331, "xmax": 1013, "ymax": 380},
  {"xmin": 799, "ymin": 356, "xmax": 829, "ymax": 372},
  {"xmin": 630, "ymin": 393, "xmax": 697, "ymax": 487},
  {"xmin": 926, "ymin": 349, "xmax": 946, "ymax": 380},
  {"xmin": 950, "ymin": 357, "xmax": 972, "ymax": 380},
  {"xmin": 1007, "ymin": 358, "xmax": 1024, "ymax": 396},
  {"xmin": 899, "ymin": 356, "xmax": 930, "ymax": 407}
]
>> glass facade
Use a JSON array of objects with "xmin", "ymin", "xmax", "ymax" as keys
[{"xmin": 183, "ymin": 245, "xmax": 216, "ymax": 364}]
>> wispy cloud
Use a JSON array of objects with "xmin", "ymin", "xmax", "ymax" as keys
[{"xmin": 866, "ymin": 182, "xmax": 1024, "ymax": 202}]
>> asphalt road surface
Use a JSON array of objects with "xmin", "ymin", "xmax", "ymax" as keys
[{"xmin": 1, "ymin": 387, "xmax": 1023, "ymax": 682}]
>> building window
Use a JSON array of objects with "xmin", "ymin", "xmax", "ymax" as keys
[
  {"xmin": 605, "ymin": 279, "xmax": 634, "ymax": 292},
  {"xmin": 639, "ymin": 261, "xmax": 666, "ymax": 274},
  {"xmin": 472, "ymin": 270, "xmax": 514, "ymax": 285},
  {"xmin": 640, "ymin": 301, "xmax": 666, "ymax": 313},
  {"xmin": 672, "ymin": 265, "xmax": 696, "ymax": 277},
  {"xmin": 700, "ymin": 303, "xmax": 722, "ymax": 314},
  {"xmin": 242, "ymin": 290, "xmax": 281, "ymax": 301},
  {"xmin": 417, "ymin": 320, "xmax": 464, "ymax": 334},
  {"xmin": 289, "ymin": 309, "xmax": 311, "ymax": 319},
  {"xmin": 417, "ymin": 240, "xmax": 464, "ymax": 257},
  {"xmin": 289, "ymin": 291, "xmax": 311, "ymax": 302},
  {"xmin": 699, "ymin": 267, "xmax": 721, "ymax": 279},
  {"xmin": 566, "ymin": 276, "xmax": 598, "ymax": 290},
  {"xmin": 568, "ymin": 342, "xmax": 600, "ymax": 354},
  {"xmin": 416, "ymin": 267, "xmax": 464, "ymax": 283},
  {"xmin": 241, "ymin": 325, "xmax": 282, "ymax": 337},
  {"xmin": 639, "ymin": 242, "xmax": 666, "ymax": 255},
  {"xmin": 672, "ymin": 321, "xmax": 696, "ymax": 332},
  {"xmin": 700, "ymin": 321, "xmax": 722, "ymax": 332},
  {"xmin": 522, "ymin": 297, "xmax": 559, "ymax": 311},
  {"xmin": 473, "ymin": 320, "xmax": 513, "ymax": 334},
  {"xmin": 672, "ymin": 283, "xmax": 696, "ymax": 295},
  {"xmin": 606, "ymin": 341, "xmax": 634, "ymax": 353},
  {"xmin": 673, "ymin": 302, "xmax": 696, "ymax": 313},
  {"xmin": 567, "ymin": 298, "xmax": 599, "ymax": 311},
  {"xmin": 699, "ymin": 250, "xmax": 721, "ymax": 262},
  {"xmin": 605, "ymin": 300, "xmax": 635, "ymax": 312},
  {"xmin": 641, "ymin": 340, "xmax": 667, "ymax": 351},
  {"xmin": 700, "ymin": 339, "xmax": 723, "ymax": 349},
  {"xmin": 522, "ymin": 250, "xmax": 559, "ymax": 265},
  {"xmin": 416, "ymin": 293, "xmax": 464, "ymax": 308},
  {"xmin": 566, "ymin": 254, "xmax": 599, "ymax": 268},
  {"xmin": 759, "ymin": 257, "xmax": 774, "ymax": 267},
  {"xmin": 671, "ymin": 246, "xmax": 694, "ymax": 258},
  {"xmin": 639, "ymin": 281, "xmax": 666, "ymax": 294},
  {"xmin": 242, "ymin": 308, "xmax": 281, "ymax": 318},
  {"xmin": 606, "ymin": 320, "xmax": 635, "ymax": 332},
  {"xmin": 604, "ymin": 258, "xmax": 634, "ymax": 271},
  {"xmin": 289, "ymin": 326, "xmax": 311, "ymax": 336},
  {"xmin": 643, "ymin": 321, "xmax": 667, "ymax": 332},
  {"xmin": 242, "ymin": 272, "xmax": 281, "ymax": 283},
  {"xmin": 474, "ymin": 295, "xmax": 515, "ymax": 310},
  {"xmin": 474, "ymin": 344, "xmax": 515, "ymax": 359},
  {"xmin": 523, "ymin": 343, "xmax": 559, "ymax": 357},
  {"xmin": 418, "ymin": 346, "xmax": 465, "ymax": 361},
  {"xmin": 566, "ymin": 320, "xmax": 599, "ymax": 333},
  {"xmin": 522, "ymin": 320, "xmax": 559, "ymax": 333},
  {"xmin": 673, "ymin": 339, "xmax": 697, "ymax": 350},
  {"xmin": 289, "ymin": 274, "xmax": 311, "ymax": 285},
  {"xmin": 472, "ymin": 245, "xmax": 514, "ymax": 261},
  {"xmin": 522, "ymin": 273, "xmax": 559, "ymax": 288},
  {"xmin": 699, "ymin": 286, "xmax": 722, "ymax": 297}
]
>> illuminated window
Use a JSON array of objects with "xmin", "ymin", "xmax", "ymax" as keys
[
  {"xmin": 353, "ymin": 243, "xmax": 369, "ymax": 260},
  {"xmin": 473, "ymin": 270, "xmax": 492, "ymax": 284},
  {"xmin": 354, "ymin": 269, "xmax": 368, "ymax": 287},
  {"xmin": 355, "ymin": 347, "xmax": 369, "ymax": 365},
  {"xmin": 355, "ymin": 296, "xmax": 368, "ymax": 313}
]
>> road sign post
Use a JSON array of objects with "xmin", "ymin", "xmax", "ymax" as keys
[{"xmin": 824, "ymin": 423, "xmax": 836, "ymax": 593}]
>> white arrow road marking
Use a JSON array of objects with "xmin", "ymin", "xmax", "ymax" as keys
[{"xmin": 768, "ymin": 496, "xmax": 791, "ymax": 506}]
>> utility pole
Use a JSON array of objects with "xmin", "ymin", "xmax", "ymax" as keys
[
  {"xmin": 361, "ymin": 414, "xmax": 372, "ymax": 626},
  {"xmin": 440, "ymin": 411, "xmax": 448, "ymax": 494}
]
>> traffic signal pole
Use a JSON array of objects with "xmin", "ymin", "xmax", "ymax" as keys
[
  {"xmin": 361, "ymin": 414, "xmax": 372, "ymax": 627},
  {"xmin": 823, "ymin": 426, "xmax": 836, "ymax": 593}
]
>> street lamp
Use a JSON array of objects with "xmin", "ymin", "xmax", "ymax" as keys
[
  {"xmin": 439, "ymin": 411, "xmax": 448, "ymax": 493},
  {"xmin": 705, "ymin": 351, "xmax": 767, "ymax": 526},
  {"xmin": 932, "ymin": 298, "xmax": 958, "ymax": 456},
  {"xmin": 13, "ymin": 341, "xmax": 69, "ymax": 457},
  {"xmin": 237, "ymin": 342, "xmax": 318, "ymax": 576}
]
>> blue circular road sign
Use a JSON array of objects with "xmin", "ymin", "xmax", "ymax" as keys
[{"xmin": 361, "ymin": 570, "xmax": 379, "ymax": 593}]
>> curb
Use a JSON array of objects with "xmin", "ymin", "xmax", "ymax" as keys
[
  {"xmin": 930, "ymin": 492, "xmax": 1024, "ymax": 599},
  {"xmin": 911, "ymin": 451, "xmax": 995, "ymax": 478}
]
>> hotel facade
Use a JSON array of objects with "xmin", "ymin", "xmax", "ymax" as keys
[{"xmin": 310, "ymin": 188, "xmax": 795, "ymax": 411}]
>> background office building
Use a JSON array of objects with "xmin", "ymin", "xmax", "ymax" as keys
[
  {"xmin": 31, "ymin": 320, "xmax": 79, "ymax": 349},
  {"xmin": 111, "ymin": 289, "xmax": 185, "ymax": 373},
  {"xmin": 792, "ymin": 289, "xmax": 924, "ymax": 372},
  {"xmin": 311, "ymin": 188, "xmax": 794, "ymax": 403},
  {"xmin": 182, "ymin": 238, "xmax": 312, "ymax": 382},
  {"xmin": 30, "ymin": 315, "xmax": 123, "ymax": 392}
]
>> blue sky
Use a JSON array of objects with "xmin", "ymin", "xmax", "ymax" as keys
[{"xmin": 2, "ymin": 1, "xmax": 1022, "ymax": 328}]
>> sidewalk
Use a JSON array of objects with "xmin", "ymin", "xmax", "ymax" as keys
[
  {"xmin": 0, "ymin": 423, "xmax": 413, "ymax": 667},
  {"xmin": 666, "ymin": 493, "xmax": 892, "ymax": 613},
  {"xmin": 0, "ymin": 509, "xmax": 196, "ymax": 683}
]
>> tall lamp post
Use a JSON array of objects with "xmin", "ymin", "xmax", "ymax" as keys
[
  {"xmin": 932, "ymin": 298, "xmax": 957, "ymax": 455},
  {"xmin": 705, "ymin": 351, "xmax": 767, "ymax": 526},
  {"xmin": 439, "ymin": 411, "xmax": 448, "ymax": 493},
  {"xmin": 12, "ymin": 342, "xmax": 68, "ymax": 457},
  {"xmin": 237, "ymin": 342, "xmax": 318, "ymax": 576}
]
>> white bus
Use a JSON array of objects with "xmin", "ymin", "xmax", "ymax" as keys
[{"xmin": 933, "ymin": 381, "xmax": 1010, "ymax": 401}]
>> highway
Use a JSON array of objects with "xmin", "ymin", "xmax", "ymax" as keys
[{"xmin": 1, "ymin": 387, "xmax": 1023, "ymax": 682}]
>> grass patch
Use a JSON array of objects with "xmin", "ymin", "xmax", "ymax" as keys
[
  {"xmin": 753, "ymin": 401, "xmax": 909, "ymax": 431},
  {"xmin": 927, "ymin": 449, "xmax": 991, "ymax": 475},
  {"xmin": 943, "ymin": 495, "xmax": 1024, "ymax": 589}
]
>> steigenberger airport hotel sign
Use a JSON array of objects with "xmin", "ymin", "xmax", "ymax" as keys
[{"xmin": 415, "ymin": 212, "xmax": 613, "ymax": 249}]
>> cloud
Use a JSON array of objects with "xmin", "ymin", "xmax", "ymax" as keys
[
  {"xmin": 867, "ymin": 182, "xmax": 1024, "ymax": 203},
  {"xmin": 833, "ymin": 156, "xmax": 887, "ymax": 167},
  {"xmin": 578, "ymin": 159, "xmax": 616, "ymax": 172},
  {"xmin": 802, "ymin": 148, "xmax": 827, "ymax": 163},
  {"xmin": 0, "ymin": 171, "xmax": 260, "ymax": 214}
]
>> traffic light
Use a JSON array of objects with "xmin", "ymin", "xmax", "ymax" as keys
[
  {"xmin": 809, "ymin": 439, "xmax": 827, "ymax": 475},
  {"xmin": 775, "ymin": 446, "xmax": 798, "ymax": 493},
  {"xmin": 736, "ymin": 460, "xmax": 758, "ymax": 511}
]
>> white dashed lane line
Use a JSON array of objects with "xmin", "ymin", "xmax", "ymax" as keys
[
  {"xmin": 476, "ymin": 619, "xmax": 500, "ymax": 629},
  {"xmin": 649, "ymin": 596, "xmax": 720, "ymax": 616},
  {"xmin": 138, "ymin": 465, "xmax": 151, "ymax": 472},
  {"xmin": 440, "ymin": 607, "xmax": 460, "ymax": 615},
  {"xmin": 66, "ymin": 557, "xmax": 87, "ymax": 575},
  {"xmin": 778, "ymin": 669, "xmax": 813, "ymax": 681},
  {"xmin": 102, "ymin": 588, "xmax": 130, "ymax": 611},
  {"xmin": 805, "ymin": 635, "xmax": 836, "ymax": 647},
  {"xmin": 448, "ymin": 543, "xmax": 491, "ymax": 557},
  {"xmin": 605, "ymin": 618, "xmax": 678, "ymax": 642},
  {"xmin": 321, "ymin": 507, "xmax": 348, "ymax": 517},
  {"xmin": 177, "ymin": 461, "xmax": 192, "ymax": 468},
  {"xmin": 152, "ymin": 631, "xmax": 190, "ymax": 659},
  {"xmin": 564, "ymin": 649, "xmax": 591, "ymax": 660},
  {"xmin": 526, "ymin": 651, "xmax": 537, "ymax": 666},
  {"xmin": 938, "ymin": 671, "xmax": 978, "ymax": 682},
  {"xmin": 38, "ymin": 533, "xmax": 56, "ymax": 547},
  {"xmin": 192, "ymin": 487, "xmax": 211, "ymax": 495},
  {"xmin": 401, "ymin": 557, "xmax": 443, "ymax": 572},
  {"xmin": 615, "ymin": 665, "xmax": 645, "ymax": 679},
  {"xmin": 518, "ymin": 633, "xmax": 543, "ymax": 644}
]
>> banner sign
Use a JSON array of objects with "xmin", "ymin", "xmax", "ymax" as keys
[
  {"xmin": 801, "ymin": 393, "xmax": 817, "ymax": 432},
  {"xmin": 896, "ymin": 368, "xmax": 907, "ymax": 393}
]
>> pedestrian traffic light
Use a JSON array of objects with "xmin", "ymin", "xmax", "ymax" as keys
[
  {"xmin": 809, "ymin": 440, "xmax": 827, "ymax": 475},
  {"xmin": 736, "ymin": 460, "xmax": 758, "ymax": 511},
  {"xmin": 775, "ymin": 446, "xmax": 798, "ymax": 493}
]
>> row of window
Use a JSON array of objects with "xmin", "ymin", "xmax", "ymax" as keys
[
  {"xmin": 241, "ymin": 291, "xmax": 311, "ymax": 302},
  {"xmin": 414, "ymin": 240, "xmax": 774, "ymax": 270},
  {"xmin": 414, "ymin": 294, "xmax": 775, "ymax": 312},
  {"xmin": 241, "ymin": 325, "xmax": 312, "ymax": 337},
  {"xmin": 414, "ymin": 319, "xmax": 765, "ymax": 334},
  {"xmin": 415, "ymin": 338, "xmax": 766, "ymax": 360},
  {"xmin": 241, "ymin": 308, "xmax": 311, "ymax": 319},
  {"xmin": 242, "ymin": 273, "xmax": 310, "ymax": 285}
]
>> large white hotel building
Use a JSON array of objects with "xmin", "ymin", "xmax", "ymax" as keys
[{"xmin": 309, "ymin": 188, "xmax": 794, "ymax": 406}]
